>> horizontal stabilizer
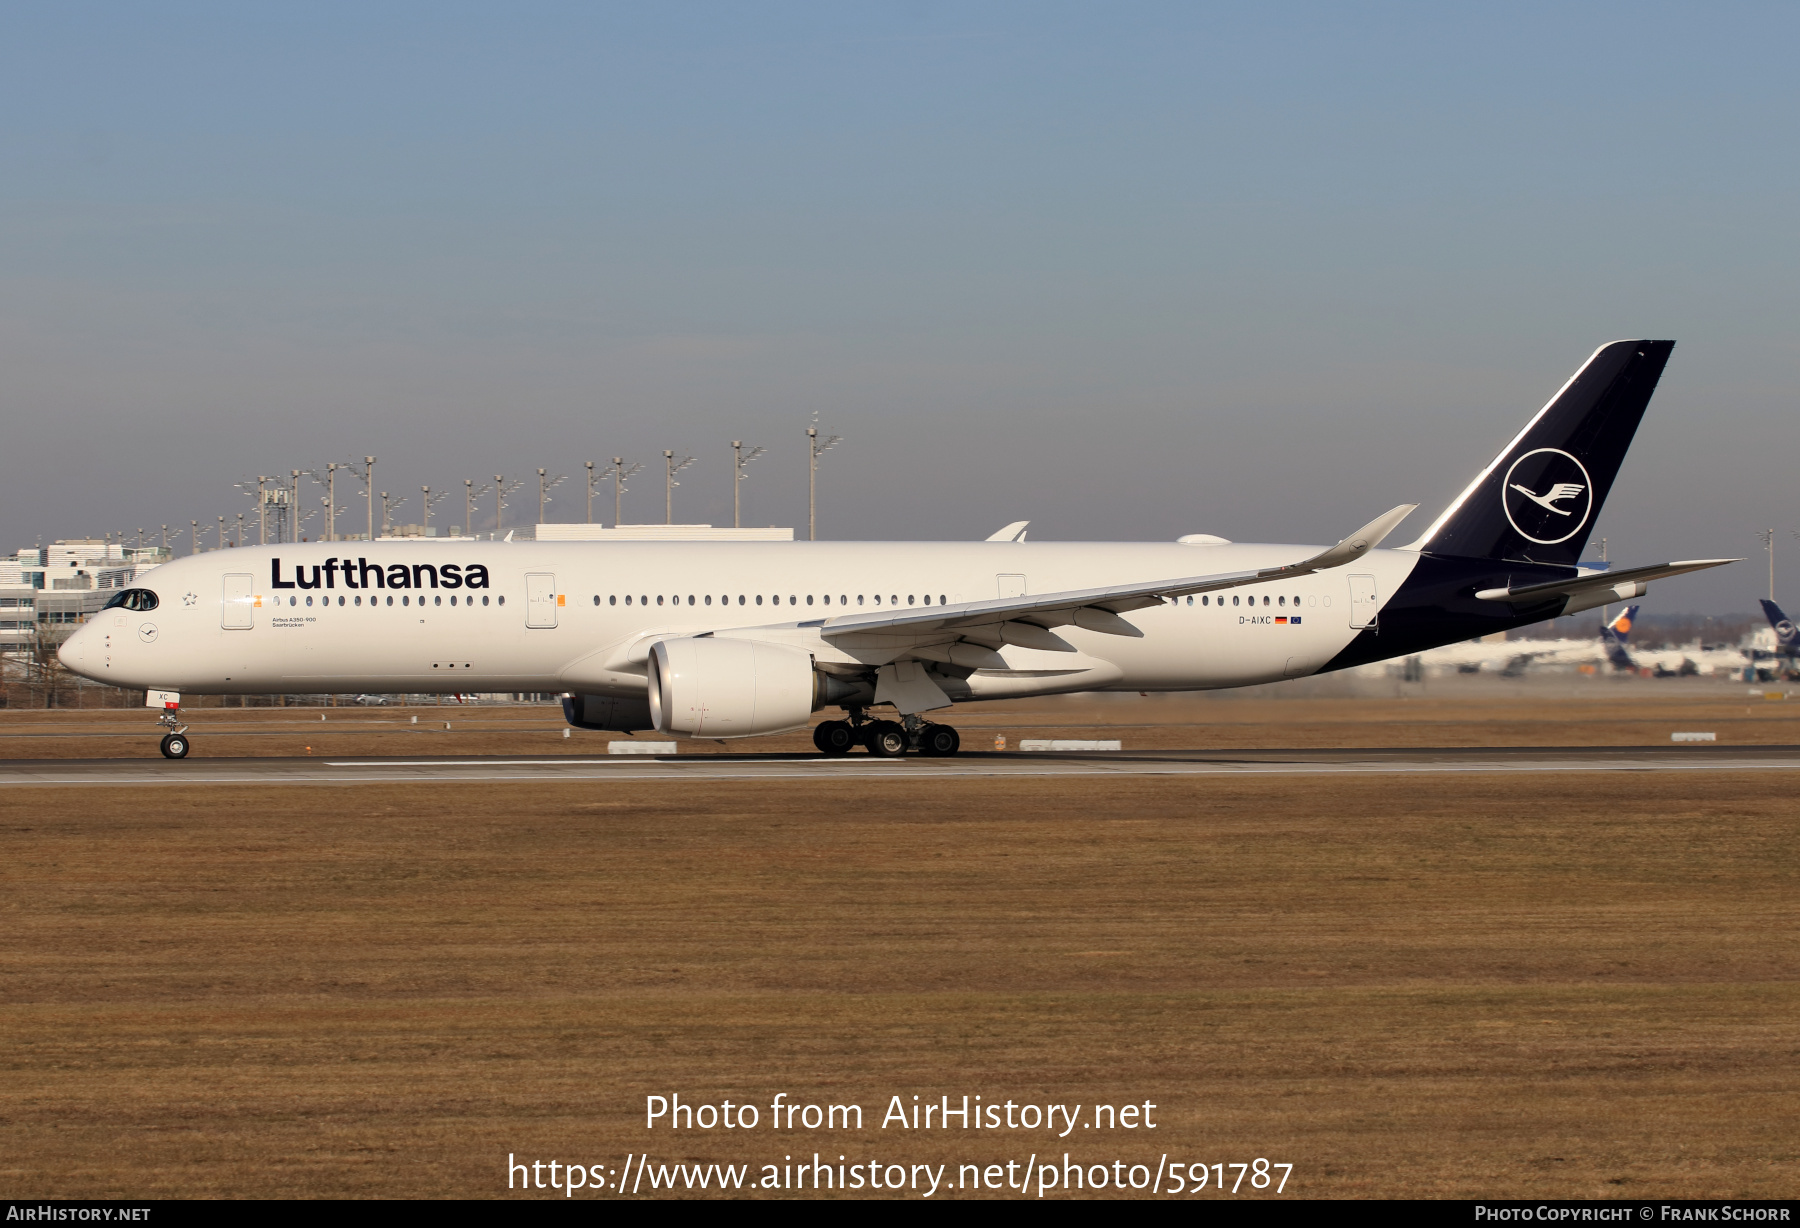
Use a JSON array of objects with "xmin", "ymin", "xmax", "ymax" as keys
[
  {"xmin": 985, "ymin": 521, "xmax": 1030, "ymax": 542},
  {"xmin": 1475, "ymin": 558, "xmax": 1737, "ymax": 603}
]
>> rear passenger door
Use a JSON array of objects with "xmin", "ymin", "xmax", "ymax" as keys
[{"xmin": 1348, "ymin": 574, "xmax": 1379, "ymax": 629}]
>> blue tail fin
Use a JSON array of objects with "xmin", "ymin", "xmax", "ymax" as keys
[
  {"xmin": 1409, "ymin": 340, "xmax": 1674, "ymax": 566},
  {"xmin": 1601, "ymin": 603, "xmax": 1639, "ymax": 671},
  {"xmin": 1760, "ymin": 599, "xmax": 1800, "ymax": 652}
]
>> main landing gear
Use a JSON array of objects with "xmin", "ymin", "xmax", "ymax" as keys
[{"xmin": 812, "ymin": 710, "xmax": 961, "ymax": 758}]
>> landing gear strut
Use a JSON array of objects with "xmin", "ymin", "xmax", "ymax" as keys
[{"xmin": 156, "ymin": 700, "xmax": 190, "ymax": 759}]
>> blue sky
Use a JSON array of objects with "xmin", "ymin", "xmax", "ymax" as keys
[{"xmin": 2, "ymin": 3, "xmax": 1796, "ymax": 610}]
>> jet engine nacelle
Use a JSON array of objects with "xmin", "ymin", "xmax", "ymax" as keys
[
  {"xmin": 647, "ymin": 637, "xmax": 822, "ymax": 737},
  {"xmin": 562, "ymin": 693, "xmax": 655, "ymax": 732}
]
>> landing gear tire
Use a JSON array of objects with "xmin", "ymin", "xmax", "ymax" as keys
[
  {"xmin": 917, "ymin": 723, "xmax": 960, "ymax": 756},
  {"xmin": 814, "ymin": 720, "xmax": 857, "ymax": 757},
  {"xmin": 865, "ymin": 720, "xmax": 909, "ymax": 758},
  {"xmin": 159, "ymin": 733, "xmax": 190, "ymax": 759}
]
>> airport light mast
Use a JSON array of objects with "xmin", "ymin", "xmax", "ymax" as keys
[
  {"xmin": 380, "ymin": 492, "xmax": 407, "ymax": 537},
  {"xmin": 464, "ymin": 479, "xmax": 490, "ymax": 538},
  {"xmin": 585, "ymin": 461, "xmax": 596, "ymax": 523},
  {"xmin": 190, "ymin": 520, "xmax": 200, "ymax": 555},
  {"xmin": 807, "ymin": 423, "xmax": 840, "ymax": 542},
  {"xmin": 732, "ymin": 441, "xmax": 766, "ymax": 528},
  {"xmin": 421, "ymin": 485, "xmax": 448, "ymax": 536},
  {"xmin": 663, "ymin": 451, "xmax": 695, "ymax": 525},
  {"xmin": 323, "ymin": 462, "xmax": 342, "ymax": 542},
  {"xmin": 494, "ymin": 475, "xmax": 524, "ymax": 538},
  {"xmin": 537, "ymin": 469, "xmax": 567, "ymax": 525},
  {"xmin": 608, "ymin": 458, "xmax": 641, "ymax": 526},
  {"xmin": 1758, "ymin": 529, "xmax": 1775, "ymax": 602},
  {"xmin": 362, "ymin": 458, "xmax": 377, "ymax": 542}
]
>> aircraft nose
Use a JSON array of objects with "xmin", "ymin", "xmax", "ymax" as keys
[{"xmin": 57, "ymin": 624, "xmax": 96, "ymax": 676}]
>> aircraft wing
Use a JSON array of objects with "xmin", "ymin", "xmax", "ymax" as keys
[
  {"xmin": 815, "ymin": 503, "xmax": 1417, "ymax": 653},
  {"xmin": 1474, "ymin": 558, "xmax": 1737, "ymax": 604}
]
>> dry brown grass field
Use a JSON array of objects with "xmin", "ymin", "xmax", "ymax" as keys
[{"xmin": 1, "ymin": 690, "xmax": 1797, "ymax": 1199}]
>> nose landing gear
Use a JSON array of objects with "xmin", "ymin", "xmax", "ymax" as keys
[{"xmin": 155, "ymin": 698, "xmax": 191, "ymax": 759}]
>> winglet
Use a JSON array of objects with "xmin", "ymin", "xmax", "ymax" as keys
[
  {"xmin": 1263, "ymin": 504, "xmax": 1417, "ymax": 579},
  {"xmin": 985, "ymin": 521, "xmax": 1030, "ymax": 542}
]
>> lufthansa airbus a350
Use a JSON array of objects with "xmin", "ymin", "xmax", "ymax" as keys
[{"xmin": 59, "ymin": 340, "xmax": 1734, "ymax": 759}]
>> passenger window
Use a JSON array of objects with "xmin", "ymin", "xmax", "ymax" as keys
[
  {"xmin": 657, "ymin": 595, "xmax": 664, "ymax": 606},
  {"xmin": 907, "ymin": 595, "xmax": 915, "ymax": 605},
  {"xmin": 498, "ymin": 596, "xmax": 505, "ymax": 605},
  {"xmin": 789, "ymin": 595, "xmax": 796, "ymax": 605},
  {"xmin": 756, "ymin": 595, "xmax": 763, "ymax": 605},
  {"xmin": 890, "ymin": 595, "xmax": 898, "ymax": 605},
  {"xmin": 687, "ymin": 595, "xmax": 694, "ymax": 605},
  {"xmin": 843, "ymin": 595, "xmax": 850, "ymax": 605},
  {"xmin": 1278, "ymin": 596, "xmax": 1285, "ymax": 606},
  {"xmin": 1263, "ymin": 596, "xmax": 1270, "ymax": 606},
  {"xmin": 738, "ymin": 595, "xmax": 745, "ymax": 605},
  {"xmin": 704, "ymin": 595, "xmax": 712, "ymax": 605},
  {"xmin": 807, "ymin": 595, "xmax": 814, "ymax": 605},
  {"xmin": 610, "ymin": 595, "xmax": 617, "ymax": 605},
  {"xmin": 939, "ymin": 595, "xmax": 946, "ymax": 605},
  {"xmin": 1232, "ymin": 595, "xmax": 1239, "ymax": 606},
  {"xmin": 434, "ymin": 595, "xmax": 442, "ymax": 606},
  {"xmin": 482, "ymin": 595, "xmax": 489, "ymax": 606},
  {"xmin": 305, "ymin": 595, "xmax": 313, "ymax": 607}
]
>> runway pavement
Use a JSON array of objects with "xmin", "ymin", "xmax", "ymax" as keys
[{"xmin": 5, "ymin": 744, "xmax": 1800, "ymax": 785}]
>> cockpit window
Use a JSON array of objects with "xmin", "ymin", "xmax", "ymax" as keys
[{"xmin": 103, "ymin": 589, "xmax": 159, "ymax": 612}]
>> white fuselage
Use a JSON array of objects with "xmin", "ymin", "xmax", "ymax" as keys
[{"xmin": 58, "ymin": 540, "xmax": 1418, "ymax": 701}]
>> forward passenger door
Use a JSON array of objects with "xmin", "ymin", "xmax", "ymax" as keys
[
  {"xmin": 222, "ymin": 574, "xmax": 254, "ymax": 630},
  {"xmin": 526, "ymin": 573, "xmax": 559, "ymax": 628}
]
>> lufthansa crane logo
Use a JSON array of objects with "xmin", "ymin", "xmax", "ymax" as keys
[{"xmin": 1501, "ymin": 448, "xmax": 1593, "ymax": 545}]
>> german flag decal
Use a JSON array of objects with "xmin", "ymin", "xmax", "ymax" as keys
[{"xmin": 1275, "ymin": 616, "xmax": 1288, "ymax": 624}]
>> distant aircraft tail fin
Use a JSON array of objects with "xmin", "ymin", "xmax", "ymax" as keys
[
  {"xmin": 1760, "ymin": 598, "xmax": 1800, "ymax": 651},
  {"xmin": 1606, "ymin": 604, "xmax": 1639, "ymax": 645},
  {"xmin": 1601, "ymin": 603, "xmax": 1639, "ymax": 671},
  {"xmin": 1405, "ymin": 340, "xmax": 1675, "ymax": 566}
]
